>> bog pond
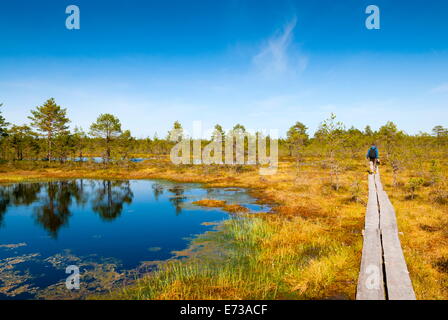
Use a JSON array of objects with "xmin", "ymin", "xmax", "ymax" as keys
[{"xmin": 0, "ymin": 179, "xmax": 269, "ymax": 299}]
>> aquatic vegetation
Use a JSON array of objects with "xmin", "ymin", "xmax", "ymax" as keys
[
  {"xmin": 0, "ymin": 253, "xmax": 40, "ymax": 297},
  {"xmin": 193, "ymin": 199, "xmax": 250, "ymax": 214},
  {"xmin": 192, "ymin": 199, "xmax": 226, "ymax": 208},
  {"xmin": 0, "ymin": 243, "xmax": 27, "ymax": 249},
  {"xmin": 0, "ymin": 179, "xmax": 264, "ymax": 299}
]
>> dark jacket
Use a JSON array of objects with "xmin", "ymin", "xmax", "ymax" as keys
[{"xmin": 366, "ymin": 146, "xmax": 379, "ymax": 159}]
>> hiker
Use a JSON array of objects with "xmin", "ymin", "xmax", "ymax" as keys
[{"xmin": 366, "ymin": 143, "xmax": 379, "ymax": 174}]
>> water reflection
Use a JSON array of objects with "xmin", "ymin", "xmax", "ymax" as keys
[
  {"xmin": 0, "ymin": 183, "xmax": 42, "ymax": 227},
  {"xmin": 151, "ymin": 183, "xmax": 164, "ymax": 201},
  {"xmin": 0, "ymin": 180, "xmax": 136, "ymax": 236},
  {"xmin": 11, "ymin": 183, "xmax": 42, "ymax": 206},
  {"xmin": 0, "ymin": 180, "xmax": 262, "ymax": 238},
  {"xmin": 0, "ymin": 189, "xmax": 10, "ymax": 227},
  {"xmin": 167, "ymin": 185, "xmax": 186, "ymax": 215},
  {"xmin": 34, "ymin": 181, "xmax": 87, "ymax": 238},
  {"xmin": 91, "ymin": 181, "xmax": 133, "ymax": 222},
  {"xmin": 0, "ymin": 179, "xmax": 268, "ymax": 299}
]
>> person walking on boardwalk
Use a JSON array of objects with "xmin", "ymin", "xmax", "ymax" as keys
[{"xmin": 366, "ymin": 143, "xmax": 379, "ymax": 174}]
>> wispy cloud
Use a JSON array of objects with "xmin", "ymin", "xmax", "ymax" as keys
[
  {"xmin": 252, "ymin": 17, "xmax": 308, "ymax": 79},
  {"xmin": 430, "ymin": 83, "xmax": 448, "ymax": 93}
]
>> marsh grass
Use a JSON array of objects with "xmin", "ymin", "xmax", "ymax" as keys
[
  {"xmin": 1, "ymin": 155, "xmax": 446, "ymax": 299},
  {"xmin": 193, "ymin": 199, "xmax": 250, "ymax": 214},
  {"xmin": 99, "ymin": 215, "xmax": 357, "ymax": 300},
  {"xmin": 380, "ymin": 165, "xmax": 448, "ymax": 299}
]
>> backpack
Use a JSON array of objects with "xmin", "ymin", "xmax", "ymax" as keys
[{"xmin": 368, "ymin": 147, "xmax": 377, "ymax": 159}]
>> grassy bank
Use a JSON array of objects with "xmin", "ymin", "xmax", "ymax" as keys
[
  {"xmin": 380, "ymin": 165, "xmax": 448, "ymax": 299},
  {"xmin": 0, "ymin": 157, "xmax": 447, "ymax": 299}
]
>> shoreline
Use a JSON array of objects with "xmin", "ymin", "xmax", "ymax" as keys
[{"xmin": 1, "ymin": 159, "xmax": 447, "ymax": 299}]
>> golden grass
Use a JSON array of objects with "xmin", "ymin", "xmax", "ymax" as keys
[
  {"xmin": 193, "ymin": 199, "xmax": 250, "ymax": 214},
  {"xmin": 192, "ymin": 199, "xmax": 227, "ymax": 208},
  {"xmin": 379, "ymin": 166, "xmax": 448, "ymax": 299},
  {"xmin": 222, "ymin": 204, "xmax": 250, "ymax": 214},
  {"xmin": 1, "ymin": 156, "xmax": 446, "ymax": 299}
]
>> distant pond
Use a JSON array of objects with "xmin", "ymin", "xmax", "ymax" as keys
[{"xmin": 0, "ymin": 179, "xmax": 269, "ymax": 300}]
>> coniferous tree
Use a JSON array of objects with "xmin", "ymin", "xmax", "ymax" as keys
[
  {"xmin": 0, "ymin": 103, "xmax": 9, "ymax": 137},
  {"xmin": 0, "ymin": 103, "xmax": 10, "ymax": 160},
  {"xmin": 89, "ymin": 114, "xmax": 122, "ymax": 163},
  {"xmin": 8, "ymin": 125, "xmax": 38, "ymax": 160},
  {"xmin": 116, "ymin": 130, "xmax": 134, "ymax": 160},
  {"xmin": 286, "ymin": 122, "xmax": 309, "ymax": 157},
  {"xmin": 28, "ymin": 98, "xmax": 70, "ymax": 161},
  {"xmin": 167, "ymin": 121, "xmax": 183, "ymax": 142},
  {"xmin": 211, "ymin": 124, "xmax": 225, "ymax": 161},
  {"xmin": 54, "ymin": 133, "xmax": 76, "ymax": 162},
  {"xmin": 211, "ymin": 124, "xmax": 225, "ymax": 141},
  {"xmin": 72, "ymin": 127, "xmax": 88, "ymax": 160},
  {"xmin": 364, "ymin": 125, "xmax": 374, "ymax": 136},
  {"xmin": 315, "ymin": 113, "xmax": 346, "ymax": 190},
  {"xmin": 432, "ymin": 125, "xmax": 448, "ymax": 138}
]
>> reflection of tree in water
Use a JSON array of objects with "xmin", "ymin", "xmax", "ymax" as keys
[
  {"xmin": 151, "ymin": 183, "xmax": 164, "ymax": 201},
  {"xmin": 0, "ymin": 183, "xmax": 42, "ymax": 228},
  {"xmin": 71, "ymin": 179, "xmax": 89, "ymax": 207},
  {"xmin": 91, "ymin": 180, "xmax": 133, "ymax": 221},
  {"xmin": 0, "ymin": 188, "xmax": 10, "ymax": 227},
  {"xmin": 34, "ymin": 181, "xmax": 86, "ymax": 238},
  {"xmin": 168, "ymin": 185, "xmax": 186, "ymax": 215},
  {"xmin": 11, "ymin": 183, "xmax": 42, "ymax": 206}
]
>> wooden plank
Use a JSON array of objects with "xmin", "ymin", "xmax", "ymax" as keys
[
  {"xmin": 378, "ymin": 190, "xmax": 398, "ymax": 232},
  {"xmin": 356, "ymin": 228, "xmax": 386, "ymax": 300},
  {"xmin": 356, "ymin": 173, "xmax": 385, "ymax": 300},
  {"xmin": 381, "ymin": 226, "xmax": 416, "ymax": 300},
  {"xmin": 374, "ymin": 171, "xmax": 383, "ymax": 192},
  {"xmin": 374, "ymin": 169, "xmax": 416, "ymax": 300},
  {"xmin": 375, "ymin": 171, "xmax": 398, "ymax": 232},
  {"xmin": 364, "ymin": 174, "xmax": 380, "ymax": 230}
]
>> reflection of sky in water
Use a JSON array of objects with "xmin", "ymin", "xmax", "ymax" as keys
[{"xmin": 0, "ymin": 179, "xmax": 268, "ymax": 299}]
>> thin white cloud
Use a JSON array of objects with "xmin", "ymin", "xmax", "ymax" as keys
[
  {"xmin": 430, "ymin": 83, "xmax": 448, "ymax": 93},
  {"xmin": 252, "ymin": 17, "xmax": 308, "ymax": 79}
]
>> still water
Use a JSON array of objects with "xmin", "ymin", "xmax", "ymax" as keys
[{"xmin": 0, "ymin": 179, "xmax": 269, "ymax": 300}]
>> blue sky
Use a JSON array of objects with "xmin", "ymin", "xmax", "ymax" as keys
[{"xmin": 1, "ymin": 0, "xmax": 447, "ymax": 138}]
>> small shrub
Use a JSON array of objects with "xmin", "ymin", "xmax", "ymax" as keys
[
  {"xmin": 405, "ymin": 177, "xmax": 425, "ymax": 200},
  {"xmin": 434, "ymin": 258, "xmax": 448, "ymax": 273},
  {"xmin": 348, "ymin": 180, "xmax": 362, "ymax": 203},
  {"xmin": 430, "ymin": 188, "xmax": 448, "ymax": 205},
  {"xmin": 428, "ymin": 160, "xmax": 443, "ymax": 185}
]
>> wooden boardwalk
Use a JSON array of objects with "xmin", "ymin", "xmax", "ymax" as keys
[{"xmin": 356, "ymin": 170, "xmax": 416, "ymax": 300}]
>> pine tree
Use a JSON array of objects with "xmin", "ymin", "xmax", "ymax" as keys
[
  {"xmin": 315, "ymin": 113, "xmax": 346, "ymax": 190},
  {"xmin": 286, "ymin": 122, "xmax": 308, "ymax": 157},
  {"xmin": 116, "ymin": 130, "xmax": 134, "ymax": 160},
  {"xmin": 211, "ymin": 124, "xmax": 225, "ymax": 141},
  {"xmin": 364, "ymin": 125, "xmax": 374, "ymax": 136},
  {"xmin": 89, "ymin": 114, "xmax": 122, "ymax": 163},
  {"xmin": 72, "ymin": 127, "xmax": 88, "ymax": 159},
  {"xmin": 432, "ymin": 125, "xmax": 448, "ymax": 138},
  {"xmin": 28, "ymin": 98, "xmax": 70, "ymax": 161},
  {"xmin": 8, "ymin": 125, "xmax": 38, "ymax": 160},
  {"xmin": 167, "ymin": 121, "xmax": 183, "ymax": 142},
  {"xmin": 0, "ymin": 103, "xmax": 10, "ymax": 137}
]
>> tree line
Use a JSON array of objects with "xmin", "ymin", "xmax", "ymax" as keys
[{"xmin": 0, "ymin": 99, "xmax": 447, "ymax": 164}]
